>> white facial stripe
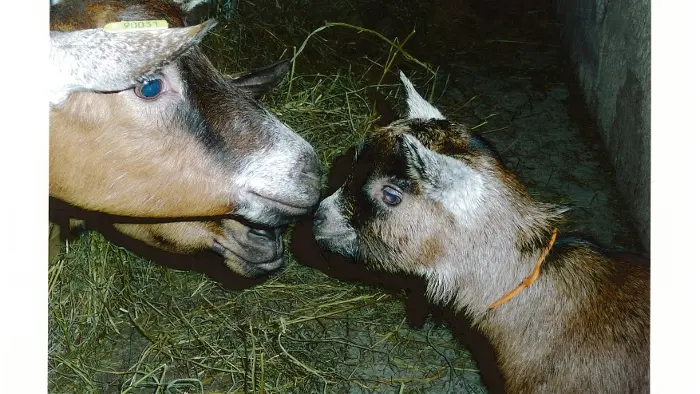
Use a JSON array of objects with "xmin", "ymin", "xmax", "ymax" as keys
[
  {"xmin": 399, "ymin": 71, "xmax": 445, "ymax": 120},
  {"xmin": 232, "ymin": 119, "xmax": 306, "ymax": 191},
  {"xmin": 231, "ymin": 116, "xmax": 318, "ymax": 224},
  {"xmin": 233, "ymin": 145, "xmax": 295, "ymax": 195},
  {"xmin": 314, "ymin": 189, "xmax": 359, "ymax": 257}
]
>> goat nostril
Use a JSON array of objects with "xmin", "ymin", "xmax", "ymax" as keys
[{"xmin": 313, "ymin": 210, "xmax": 326, "ymax": 227}]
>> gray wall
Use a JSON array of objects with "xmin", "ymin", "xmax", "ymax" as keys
[{"xmin": 556, "ymin": 0, "xmax": 651, "ymax": 251}]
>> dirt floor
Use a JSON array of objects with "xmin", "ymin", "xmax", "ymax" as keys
[{"xmin": 48, "ymin": 1, "xmax": 646, "ymax": 393}]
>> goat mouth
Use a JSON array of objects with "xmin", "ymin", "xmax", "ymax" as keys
[
  {"xmin": 233, "ymin": 190, "xmax": 319, "ymax": 228},
  {"xmin": 212, "ymin": 239, "xmax": 285, "ymax": 278},
  {"xmin": 212, "ymin": 218, "xmax": 286, "ymax": 278}
]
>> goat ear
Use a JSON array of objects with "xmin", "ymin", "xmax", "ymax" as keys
[
  {"xmin": 228, "ymin": 59, "xmax": 290, "ymax": 98},
  {"xmin": 399, "ymin": 71, "xmax": 445, "ymax": 120},
  {"xmin": 399, "ymin": 134, "xmax": 442, "ymax": 184},
  {"xmin": 49, "ymin": 19, "xmax": 216, "ymax": 106}
]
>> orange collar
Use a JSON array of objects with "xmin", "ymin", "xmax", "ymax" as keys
[{"xmin": 488, "ymin": 228, "xmax": 558, "ymax": 311}]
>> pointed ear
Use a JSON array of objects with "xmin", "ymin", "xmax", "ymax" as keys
[
  {"xmin": 49, "ymin": 19, "xmax": 216, "ymax": 106},
  {"xmin": 399, "ymin": 71, "xmax": 445, "ymax": 120},
  {"xmin": 399, "ymin": 134, "xmax": 442, "ymax": 184},
  {"xmin": 228, "ymin": 59, "xmax": 290, "ymax": 98}
]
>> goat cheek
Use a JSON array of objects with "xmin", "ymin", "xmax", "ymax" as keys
[{"xmin": 416, "ymin": 236, "xmax": 444, "ymax": 267}]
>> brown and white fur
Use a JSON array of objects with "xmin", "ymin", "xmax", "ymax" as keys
[
  {"xmin": 49, "ymin": 0, "xmax": 321, "ymax": 277},
  {"xmin": 312, "ymin": 72, "xmax": 650, "ymax": 393}
]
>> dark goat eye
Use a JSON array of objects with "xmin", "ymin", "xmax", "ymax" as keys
[
  {"xmin": 135, "ymin": 79, "xmax": 163, "ymax": 100},
  {"xmin": 381, "ymin": 186, "xmax": 402, "ymax": 206}
]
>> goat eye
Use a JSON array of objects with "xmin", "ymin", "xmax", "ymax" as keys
[
  {"xmin": 381, "ymin": 186, "xmax": 402, "ymax": 206},
  {"xmin": 135, "ymin": 78, "xmax": 163, "ymax": 100}
]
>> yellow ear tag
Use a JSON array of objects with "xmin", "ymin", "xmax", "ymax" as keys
[{"xmin": 103, "ymin": 20, "xmax": 169, "ymax": 33}]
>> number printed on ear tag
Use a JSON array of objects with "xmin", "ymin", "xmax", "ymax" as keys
[{"xmin": 103, "ymin": 20, "xmax": 169, "ymax": 33}]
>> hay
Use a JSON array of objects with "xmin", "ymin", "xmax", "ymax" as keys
[{"xmin": 49, "ymin": 2, "xmax": 487, "ymax": 393}]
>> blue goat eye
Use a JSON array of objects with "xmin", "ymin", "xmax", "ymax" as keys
[
  {"xmin": 381, "ymin": 186, "xmax": 402, "ymax": 206},
  {"xmin": 135, "ymin": 78, "xmax": 163, "ymax": 100}
]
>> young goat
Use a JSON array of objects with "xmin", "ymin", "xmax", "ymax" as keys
[
  {"xmin": 49, "ymin": 0, "xmax": 321, "ymax": 277},
  {"xmin": 313, "ymin": 72, "xmax": 650, "ymax": 393}
]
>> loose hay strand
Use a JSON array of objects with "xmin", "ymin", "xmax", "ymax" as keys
[{"xmin": 292, "ymin": 22, "xmax": 436, "ymax": 78}]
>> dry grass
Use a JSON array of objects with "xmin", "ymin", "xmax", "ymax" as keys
[
  {"xmin": 50, "ymin": 231, "xmax": 476, "ymax": 393},
  {"xmin": 49, "ymin": 1, "xmax": 488, "ymax": 393}
]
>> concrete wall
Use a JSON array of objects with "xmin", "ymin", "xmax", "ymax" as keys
[{"xmin": 556, "ymin": 0, "xmax": 651, "ymax": 251}]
